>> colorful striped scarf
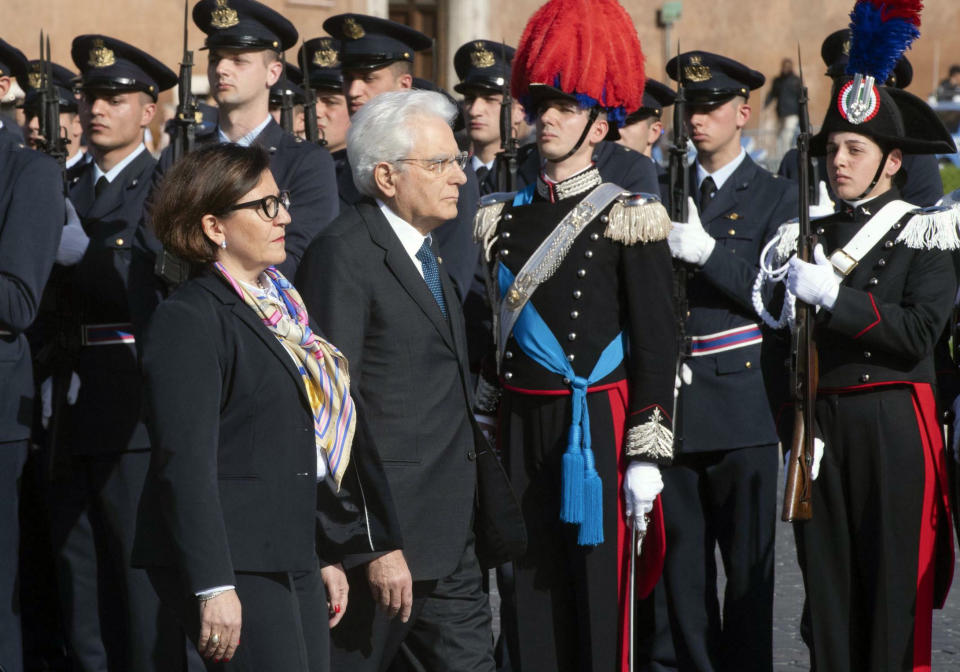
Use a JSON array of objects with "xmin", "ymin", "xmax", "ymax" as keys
[{"xmin": 214, "ymin": 262, "xmax": 355, "ymax": 488}]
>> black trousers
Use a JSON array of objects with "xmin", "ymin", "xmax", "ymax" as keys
[
  {"xmin": 331, "ymin": 535, "xmax": 494, "ymax": 672},
  {"xmin": 149, "ymin": 560, "xmax": 329, "ymax": 672},
  {"xmin": 49, "ymin": 451, "xmax": 185, "ymax": 672},
  {"xmin": 795, "ymin": 388, "xmax": 931, "ymax": 671},
  {"xmin": 648, "ymin": 444, "xmax": 778, "ymax": 672},
  {"xmin": 0, "ymin": 440, "xmax": 28, "ymax": 672},
  {"xmin": 500, "ymin": 389, "xmax": 626, "ymax": 672}
]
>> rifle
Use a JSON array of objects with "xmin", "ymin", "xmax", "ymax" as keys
[
  {"xmin": 36, "ymin": 33, "xmax": 68, "ymax": 185},
  {"xmin": 667, "ymin": 42, "xmax": 690, "ymax": 425},
  {"xmin": 495, "ymin": 41, "xmax": 518, "ymax": 192},
  {"xmin": 170, "ymin": 0, "xmax": 198, "ymax": 164},
  {"xmin": 278, "ymin": 52, "xmax": 295, "ymax": 135},
  {"xmin": 782, "ymin": 45, "xmax": 816, "ymax": 522},
  {"xmin": 299, "ymin": 43, "xmax": 322, "ymax": 146}
]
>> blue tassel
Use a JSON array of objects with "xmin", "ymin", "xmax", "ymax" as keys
[
  {"xmin": 847, "ymin": 2, "xmax": 920, "ymax": 83},
  {"xmin": 560, "ymin": 423, "xmax": 584, "ymax": 523},
  {"xmin": 578, "ymin": 468, "xmax": 604, "ymax": 546},
  {"xmin": 561, "ymin": 451, "xmax": 585, "ymax": 523}
]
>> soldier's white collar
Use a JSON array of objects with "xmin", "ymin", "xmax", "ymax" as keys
[
  {"xmin": 93, "ymin": 143, "xmax": 146, "ymax": 184},
  {"xmin": 696, "ymin": 147, "xmax": 746, "ymax": 192}
]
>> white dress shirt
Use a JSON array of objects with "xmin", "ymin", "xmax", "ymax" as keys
[
  {"xmin": 93, "ymin": 143, "xmax": 147, "ymax": 184},
  {"xmin": 217, "ymin": 116, "xmax": 273, "ymax": 147},
  {"xmin": 695, "ymin": 146, "xmax": 747, "ymax": 191},
  {"xmin": 376, "ymin": 199, "xmax": 431, "ymax": 279}
]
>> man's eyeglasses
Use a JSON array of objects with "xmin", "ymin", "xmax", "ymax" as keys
[
  {"xmin": 395, "ymin": 151, "xmax": 469, "ymax": 177},
  {"xmin": 220, "ymin": 191, "xmax": 291, "ymax": 220}
]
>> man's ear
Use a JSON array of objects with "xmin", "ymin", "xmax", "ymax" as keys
[{"xmin": 373, "ymin": 161, "xmax": 399, "ymax": 197}]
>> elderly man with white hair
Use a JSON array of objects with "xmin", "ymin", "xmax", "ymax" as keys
[{"xmin": 296, "ymin": 89, "xmax": 521, "ymax": 672}]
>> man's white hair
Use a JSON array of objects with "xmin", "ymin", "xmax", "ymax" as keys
[{"xmin": 347, "ymin": 89, "xmax": 458, "ymax": 198}]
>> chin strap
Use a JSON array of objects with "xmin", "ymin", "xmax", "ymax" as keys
[
  {"xmin": 854, "ymin": 149, "xmax": 890, "ymax": 201},
  {"xmin": 547, "ymin": 107, "xmax": 601, "ymax": 163}
]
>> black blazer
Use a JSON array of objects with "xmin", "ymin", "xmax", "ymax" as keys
[
  {"xmin": 132, "ymin": 270, "xmax": 400, "ymax": 594},
  {"xmin": 0, "ymin": 144, "xmax": 64, "ymax": 442},
  {"xmin": 296, "ymin": 201, "xmax": 497, "ymax": 581}
]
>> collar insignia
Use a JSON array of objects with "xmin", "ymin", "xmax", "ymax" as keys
[
  {"xmin": 343, "ymin": 18, "xmax": 365, "ymax": 40},
  {"xmin": 471, "ymin": 42, "xmax": 495, "ymax": 69},
  {"xmin": 88, "ymin": 39, "xmax": 116, "ymax": 68},
  {"xmin": 684, "ymin": 55, "xmax": 711, "ymax": 83},
  {"xmin": 211, "ymin": 0, "xmax": 240, "ymax": 29}
]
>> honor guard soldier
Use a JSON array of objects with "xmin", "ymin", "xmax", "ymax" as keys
[
  {"xmin": 453, "ymin": 40, "xmax": 520, "ymax": 195},
  {"xmin": 46, "ymin": 35, "xmax": 179, "ymax": 672},
  {"xmin": 130, "ymin": 0, "xmax": 340, "ymax": 332},
  {"xmin": 299, "ymin": 37, "xmax": 350, "ymax": 154},
  {"xmin": 613, "ymin": 78, "xmax": 676, "ymax": 167},
  {"xmin": 0, "ymin": 37, "xmax": 65, "ymax": 672},
  {"xmin": 756, "ymin": 2, "xmax": 959, "ymax": 666},
  {"xmin": 0, "ymin": 40, "xmax": 27, "ymax": 148},
  {"xmin": 473, "ymin": 1, "xmax": 677, "ymax": 669},
  {"xmin": 778, "ymin": 28, "xmax": 944, "ymax": 209},
  {"xmin": 651, "ymin": 50, "xmax": 799, "ymax": 672},
  {"xmin": 15, "ymin": 61, "xmax": 88, "ymax": 173}
]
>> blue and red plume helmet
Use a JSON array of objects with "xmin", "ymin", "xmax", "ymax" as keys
[
  {"xmin": 511, "ymin": 0, "xmax": 645, "ymax": 128},
  {"xmin": 847, "ymin": 0, "xmax": 922, "ymax": 84}
]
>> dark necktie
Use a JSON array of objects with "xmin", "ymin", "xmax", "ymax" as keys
[
  {"xmin": 699, "ymin": 175, "xmax": 717, "ymax": 208},
  {"xmin": 415, "ymin": 239, "xmax": 448, "ymax": 320},
  {"xmin": 95, "ymin": 176, "xmax": 109, "ymax": 198},
  {"xmin": 475, "ymin": 165, "xmax": 491, "ymax": 194}
]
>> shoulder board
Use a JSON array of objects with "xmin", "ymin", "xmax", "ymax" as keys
[
  {"xmin": 473, "ymin": 191, "xmax": 516, "ymax": 259},
  {"xmin": 604, "ymin": 192, "xmax": 671, "ymax": 245},
  {"xmin": 894, "ymin": 203, "xmax": 960, "ymax": 251}
]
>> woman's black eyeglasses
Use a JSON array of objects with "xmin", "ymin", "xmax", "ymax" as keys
[{"xmin": 220, "ymin": 191, "xmax": 291, "ymax": 220}]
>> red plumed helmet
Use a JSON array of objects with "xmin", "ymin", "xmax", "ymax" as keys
[{"xmin": 511, "ymin": 0, "xmax": 646, "ymax": 126}]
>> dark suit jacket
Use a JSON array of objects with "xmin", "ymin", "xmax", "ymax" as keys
[
  {"xmin": 0, "ymin": 144, "xmax": 64, "ymax": 442},
  {"xmin": 65, "ymin": 149, "xmax": 156, "ymax": 454},
  {"xmin": 296, "ymin": 201, "xmax": 483, "ymax": 581},
  {"xmin": 128, "ymin": 119, "xmax": 339, "ymax": 334},
  {"xmin": 335, "ymin": 155, "xmax": 481, "ymax": 302},
  {"xmin": 661, "ymin": 156, "xmax": 799, "ymax": 453},
  {"xmin": 132, "ymin": 270, "xmax": 400, "ymax": 593}
]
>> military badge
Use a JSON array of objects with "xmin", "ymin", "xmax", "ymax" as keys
[
  {"xmin": 27, "ymin": 64, "xmax": 44, "ymax": 90},
  {"xmin": 344, "ymin": 18, "xmax": 365, "ymax": 40},
  {"xmin": 837, "ymin": 77, "xmax": 880, "ymax": 125},
  {"xmin": 471, "ymin": 42, "xmax": 495, "ymax": 69},
  {"xmin": 211, "ymin": 0, "xmax": 240, "ymax": 29},
  {"xmin": 313, "ymin": 43, "xmax": 339, "ymax": 67},
  {"xmin": 683, "ymin": 55, "xmax": 710, "ymax": 83},
  {"xmin": 88, "ymin": 39, "xmax": 116, "ymax": 68}
]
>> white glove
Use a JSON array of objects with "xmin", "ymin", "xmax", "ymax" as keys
[
  {"xmin": 674, "ymin": 363, "xmax": 693, "ymax": 398},
  {"xmin": 40, "ymin": 373, "xmax": 82, "ymax": 429},
  {"xmin": 784, "ymin": 437, "xmax": 825, "ymax": 480},
  {"xmin": 787, "ymin": 244, "xmax": 840, "ymax": 310},
  {"xmin": 623, "ymin": 462, "xmax": 663, "ymax": 532},
  {"xmin": 808, "ymin": 181, "xmax": 836, "ymax": 219},
  {"xmin": 474, "ymin": 413, "xmax": 496, "ymax": 444},
  {"xmin": 668, "ymin": 197, "xmax": 716, "ymax": 266}
]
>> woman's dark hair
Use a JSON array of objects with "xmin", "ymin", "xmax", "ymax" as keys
[{"xmin": 151, "ymin": 143, "xmax": 272, "ymax": 266}]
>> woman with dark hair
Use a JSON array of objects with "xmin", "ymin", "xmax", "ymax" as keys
[{"xmin": 132, "ymin": 143, "xmax": 400, "ymax": 671}]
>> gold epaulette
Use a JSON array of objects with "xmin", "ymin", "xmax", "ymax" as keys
[
  {"xmin": 895, "ymin": 203, "xmax": 960, "ymax": 251},
  {"xmin": 604, "ymin": 192, "xmax": 672, "ymax": 245},
  {"xmin": 473, "ymin": 192, "xmax": 515, "ymax": 262}
]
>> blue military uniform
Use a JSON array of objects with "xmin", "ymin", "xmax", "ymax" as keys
[
  {"xmin": 642, "ymin": 51, "xmax": 799, "ymax": 672},
  {"xmin": 129, "ymin": 0, "xmax": 340, "ymax": 334},
  {"xmin": 48, "ymin": 35, "xmax": 185, "ymax": 672},
  {"xmin": 0, "ymin": 40, "xmax": 65, "ymax": 672}
]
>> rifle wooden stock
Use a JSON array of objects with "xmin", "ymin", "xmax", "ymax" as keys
[{"xmin": 783, "ymin": 45, "xmax": 816, "ymax": 522}]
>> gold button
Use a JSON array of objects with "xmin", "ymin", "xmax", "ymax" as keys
[
  {"xmin": 745, "ymin": 361, "xmax": 752, "ymax": 369},
  {"xmin": 115, "ymin": 238, "xmax": 124, "ymax": 245},
  {"xmin": 728, "ymin": 229, "xmax": 736, "ymax": 236}
]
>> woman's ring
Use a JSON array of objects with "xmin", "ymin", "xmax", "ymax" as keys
[{"xmin": 210, "ymin": 633, "xmax": 221, "ymax": 645}]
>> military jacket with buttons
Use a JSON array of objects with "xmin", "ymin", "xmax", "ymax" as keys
[
  {"xmin": 813, "ymin": 189, "xmax": 957, "ymax": 390},
  {"xmin": 661, "ymin": 155, "xmax": 799, "ymax": 453},
  {"xmin": 483, "ymin": 170, "xmax": 677, "ymax": 464},
  {"xmin": 67, "ymin": 148, "xmax": 157, "ymax": 454}
]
